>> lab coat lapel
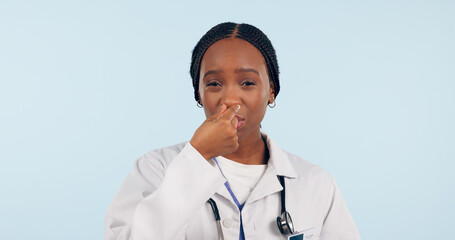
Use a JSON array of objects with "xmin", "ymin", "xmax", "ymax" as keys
[
  {"xmin": 213, "ymin": 180, "xmax": 240, "ymax": 210},
  {"xmin": 245, "ymin": 164, "xmax": 282, "ymax": 205},
  {"xmin": 246, "ymin": 132, "xmax": 298, "ymax": 205}
]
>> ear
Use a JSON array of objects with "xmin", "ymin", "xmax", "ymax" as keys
[{"xmin": 268, "ymin": 82, "xmax": 275, "ymax": 103}]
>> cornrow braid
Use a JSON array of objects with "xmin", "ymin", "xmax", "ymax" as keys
[{"xmin": 190, "ymin": 22, "xmax": 280, "ymax": 102}]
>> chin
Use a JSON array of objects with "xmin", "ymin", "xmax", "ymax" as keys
[
  {"xmin": 236, "ymin": 123, "xmax": 261, "ymax": 141},
  {"xmin": 237, "ymin": 133, "xmax": 245, "ymax": 141},
  {"xmin": 236, "ymin": 128, "xmax": 253, "ymax": 142}
]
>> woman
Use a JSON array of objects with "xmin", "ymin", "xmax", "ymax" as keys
[{"xmin": 105, "ymin": 22, "xmax": 360, "ymax": 240}]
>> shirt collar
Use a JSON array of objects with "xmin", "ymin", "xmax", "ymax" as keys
[{"xmin": 261, "ymin": 132, "xmax": 298, "ymax": 179}]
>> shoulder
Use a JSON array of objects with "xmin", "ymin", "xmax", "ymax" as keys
[
  {"xmin": 136, "ymin": 141, "xmax": 189, "ymax": 168},
  {"xmin": 263, "ymin": 132, "xmax": 334, "ymax": 186},
  {"xmin": 279, "ymin": 148, "xmax": 338, "ymax": 213},
  {"xmin": 131, "ymin": 141, "xmax": 189, "ymax": 180}
]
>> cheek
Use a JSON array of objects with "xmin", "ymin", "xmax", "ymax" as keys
[
  {"xmin": 251, "ymin": 85, "xmax": 270, "ymax": 106},
  {"xmin": 198, "ymin": 84, "xmax": 212, "ymax": 116},
  {"xmin": 200, "ymin": 90, "xmax": 219, "ymax": 118},
  {"xmin": 245, "ymin": 90, "xmax": 269, "ymax": 116},
  {"xmin": 255, "ymin": 87, "xmax": 271, "ymax": 121},
  {"xmin": 249, "ymin": 92, "xmax": 267, "ymax": 108}
]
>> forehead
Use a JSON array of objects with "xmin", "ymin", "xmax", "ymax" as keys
[{"xmin": 200, "ymin": 38, "xmax": 267, "ymax": 71}]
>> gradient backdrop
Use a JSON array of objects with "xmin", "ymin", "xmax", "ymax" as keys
[{"xmin": 1, "ymin": 0, "xmax": 454, "ymax": 239}]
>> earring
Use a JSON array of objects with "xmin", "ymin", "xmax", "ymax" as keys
[
  {"xmin": 268, "ymin": 100, "xmax": 276, "ymax": 108},
  {"xmin": 197, "ymin": 101, "xmax": 203, "ymax": 108}
]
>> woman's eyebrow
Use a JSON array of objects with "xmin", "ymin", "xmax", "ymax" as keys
[
  {"xmin": 234, "ymin": 68, "xmax": 259, "ymax": 76},
  {"xmin": 203, "ymin": 68, "xmax": 259, "ymax": 80},
  {"xmin": 203, "ymin": 69, "xmax": 223, "ymax": 79}
]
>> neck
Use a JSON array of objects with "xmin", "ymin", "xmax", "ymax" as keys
[{"xmin": 222, "ymin": 129, "xmax": 269, "ymax": 165}]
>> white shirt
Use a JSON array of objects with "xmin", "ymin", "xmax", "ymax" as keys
[
  {"xmin": 215, "ymin": 155, "xmax": 267, "ymax": 204},
  {"xmin": 105, "ymin": 132, "xmax": 361, "ymax": 240}
]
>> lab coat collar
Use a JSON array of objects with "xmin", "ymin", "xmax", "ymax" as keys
[{"xmin": 261, "ymin": 132, "xmax": 298, "ymax": 179}]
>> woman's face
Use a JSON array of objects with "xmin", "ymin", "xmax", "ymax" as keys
[{"xmin": 199, "ymin": 38, "xmax": 274, "ymax": 141}]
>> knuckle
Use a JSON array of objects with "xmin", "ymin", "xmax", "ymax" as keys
[{"xmin": 228, "ymin": 128, "xmax": 236, "ymax": 135}]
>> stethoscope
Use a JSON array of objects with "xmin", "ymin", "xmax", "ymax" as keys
[{"xmin": 207, "ymin": 175, "xmax": 295, "ymax": 239}]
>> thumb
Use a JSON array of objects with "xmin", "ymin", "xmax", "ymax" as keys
[{"xmin": 231, "ymin": 116, "xmax": 238, "ymax": 129}]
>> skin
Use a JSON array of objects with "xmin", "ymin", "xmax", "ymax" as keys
[{"xmin": 190, "ymin": 38, "xmax": 275, "ymax": 165}]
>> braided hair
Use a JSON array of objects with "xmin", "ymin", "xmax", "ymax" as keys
[{"xmin": 190, "ymin": 22, "xmax": 280, "ymax": 103}]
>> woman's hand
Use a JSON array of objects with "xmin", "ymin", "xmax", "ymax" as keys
[{"xmin": 190, "ymin": 104, "xmax": 241, "ymax": 160}]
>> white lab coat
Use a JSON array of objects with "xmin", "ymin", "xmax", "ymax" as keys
[{"xmin": 105, "ymin": 132, "xmax": 360, "ymax": 240}]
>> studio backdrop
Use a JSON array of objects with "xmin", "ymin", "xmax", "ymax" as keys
[{"xmin": 0, "ymin": 0, "xmax": 454, "ymax": 239}]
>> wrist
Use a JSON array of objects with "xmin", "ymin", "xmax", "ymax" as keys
[{"xmin": 189, "ymin": 140, "xmax": 213, "ymax": 160}]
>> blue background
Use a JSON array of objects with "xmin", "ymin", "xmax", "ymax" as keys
[{"xmin": 1, "ymin": 0, "xmax": 454, "ymax": 239}]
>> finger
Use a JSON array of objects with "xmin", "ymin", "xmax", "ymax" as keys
[
  {"xmin": 207, "ymin": 104, "xmax": 227, "ymax": 121},
  {"xmin": 220, "ymin": 105, "xmax": 241, "ymax": 121},
  {"xmin": 219, "ymin": 104, "xmax": 228, "ymax": 116},
  {"xmin": 231, "ymin": 116, "xmax": 238, "ymax": 129}
]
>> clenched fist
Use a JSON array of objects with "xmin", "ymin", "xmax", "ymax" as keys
[{"xmin": 190, "ymin": 104, "xmax": 241, "ymax": 160}]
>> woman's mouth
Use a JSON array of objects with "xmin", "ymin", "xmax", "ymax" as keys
[{"xmin": 235, "ymin": 116, "xmax": 245, "ymax": 130}]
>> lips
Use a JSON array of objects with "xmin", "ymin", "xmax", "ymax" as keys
[{"xmin": 235, "ymin": 115, "xmax": 245, "ymax": 130}]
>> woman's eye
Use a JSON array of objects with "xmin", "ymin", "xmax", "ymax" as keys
[
  {"xmin": 242, "ymin": 81, "xmax": 256, "ymax": 86},
  {"xmin": 206, "ymin": 81, "xmax": 220, "ymax": 87}
]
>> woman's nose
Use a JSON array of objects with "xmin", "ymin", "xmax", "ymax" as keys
[{"xmin": 221, "ymin": 86, "xmax": 241, "ymax": 107}]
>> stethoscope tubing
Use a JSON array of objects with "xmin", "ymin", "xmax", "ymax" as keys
[{"xmin": 208, "ymin": 198, "xmax": 224, "ymax": 240}]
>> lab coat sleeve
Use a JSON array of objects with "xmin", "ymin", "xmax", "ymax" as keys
[
  {"xmin": 319, "ymin": 177, "xmax": 361, "ymax": 240},
  {"xmin": 104, "ymin": 142, "xmax": 226, "ymax": 240}
]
